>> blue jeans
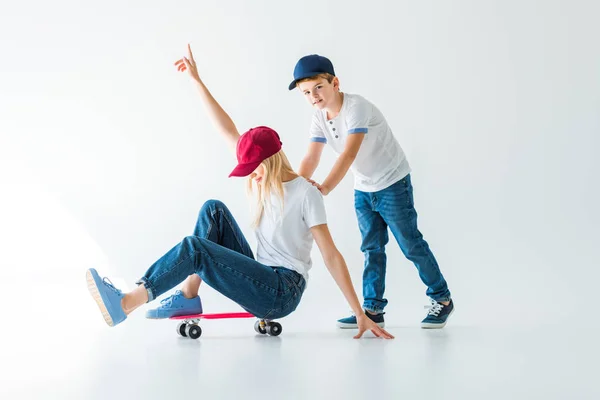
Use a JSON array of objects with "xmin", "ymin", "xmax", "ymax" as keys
[
  {"xmin": 137, "ymin": 200, "xmax": 305, "ymax": 320},
  {"xmin": 355, "ymin": 174, "xmax": 451, "ymax": 313}
]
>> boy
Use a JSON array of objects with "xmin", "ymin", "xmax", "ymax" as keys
[{"xmin": 289, "ymin": 54, "xmax": 454, "ymax": 329}]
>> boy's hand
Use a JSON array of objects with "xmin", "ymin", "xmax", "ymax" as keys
[
  {"xmin": 174, "ymin": 44, "xmax": 201, "ymax": 83},
  {"xmin": 318, "ymin": 185, "xmax": 331, "ymax": 196},
  {"xmin": 354, "ymin": 313, "xmax": 394, "ymax": 339},
  {"xmin": 306, "ymin": 179, "xmax": 330, "ymax": 196}
]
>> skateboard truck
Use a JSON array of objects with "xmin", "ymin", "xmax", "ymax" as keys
[
  {"xmin": 171, "ymin": 312, "xmax": 283, "ymax": 340},
  {"xmin": 253, "ymin": 319, "xmax": 282, "ymax": 337}
]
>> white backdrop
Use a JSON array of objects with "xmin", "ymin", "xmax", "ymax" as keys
[{"xmin": 1, "ymin": 0, "xmax": 598, "ymax": 328}]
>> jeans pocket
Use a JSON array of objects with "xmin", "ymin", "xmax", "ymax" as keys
[
  {"xmin": 276, "ymin": 268, "xmax": 299, "ymax": 292},
  {"xmin": 267, "ymin": 269, "xmax": 304, "ymax": 319},
  {"xmin": 279, "ymin": 285, "xmax": 303, "ymax": 316},
  {"xmin": 396, "ymin": 177, "xmax": 413, "ymax": 207}
]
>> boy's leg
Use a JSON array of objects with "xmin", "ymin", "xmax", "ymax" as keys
[
  {"xmin": 377, "ymin": 175, "xmax": 451, "ymax": 302},
  {"xmin": 337, "ymin": 190, "xmax": 388, "ymax": 328},
  {"xmin": 356, "ymin": 190, "xmax": 390, "ymax": 313}
]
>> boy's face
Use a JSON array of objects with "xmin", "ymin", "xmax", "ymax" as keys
[{"xmin": 298, "ymin": 77, "xmax": 339, "ymax": 110}]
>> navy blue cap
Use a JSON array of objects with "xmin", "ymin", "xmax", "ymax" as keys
[{"xmin": 288, "ymin": 54, "xmax": 336, "ymax": 90}]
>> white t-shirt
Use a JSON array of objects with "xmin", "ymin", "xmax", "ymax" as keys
[
  {"xmin": 255, "ymin": 177, "xmax": 327, "ymax": 281},
  {"xmin": 309, "ymin": 93, "xmax": 411, "ymax": 192}
]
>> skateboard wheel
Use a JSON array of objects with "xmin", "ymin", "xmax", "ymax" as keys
[
  {"xmin": 266, "ymin": 322, "xmax": 282, "ymax": 336},
  {"xmin": 186, "ymin": 324, "xmax": 202, "ymax": 339},
  {"xmin": 177, "ymin": 322, "xmax": 188, "ymax": 337},
  {"xmin": 254, "ymin": 320, "xmax": 267, "ymax": 335}
]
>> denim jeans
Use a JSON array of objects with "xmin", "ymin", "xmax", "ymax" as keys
[
  {"xmin": 137, "ymin": 200, "xmax": 305, "ymax": 320},
  {"xmin": 355, "ymin": 174, "xmax": 451, "ymax": 313}
]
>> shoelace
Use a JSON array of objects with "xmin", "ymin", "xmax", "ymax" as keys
[
  {"xmin": 424, "ymin": 299, "xmax": 444, "ymax": 316},
  {"xmin": 159, "ymin": 290, "xmax": 183, "ymax": 307},
  {"xmin": 102, "ymin": 277, "xmax": 122, "ymax": 295}
]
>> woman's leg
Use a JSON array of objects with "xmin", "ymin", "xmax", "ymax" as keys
[
  {"xmin": 87, "ymin": 199, "xmax": 279, "ymax": 326},
  {"xmin": 144, "ymin": 236, "xmax": 283, "ymax": 314},
  {"xmin": 145, "ymin": 199, "xmax": 255, "ymax": 299},
  {"xmin": 88, "ymin": 236, "xmax": 283, "ymax": 326}
]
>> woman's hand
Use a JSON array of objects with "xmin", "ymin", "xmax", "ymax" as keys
[
  {"xmin": 174, "ymin": 44, "xmax": 201, "ymax": 83},
  {"xmin": 354, "ymin": 313, "xmax": 395, "ymax": 339},
  {"xmin": 171, "ymin": 43, "xmax": 240, "ymax": 152}
]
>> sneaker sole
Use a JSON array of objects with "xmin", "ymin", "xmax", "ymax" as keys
[
  {"xmin": 145, "ymin": 314, "xmax": 166, "ymax": 320},
  {"xmin": 145, "ymin": 310, "xmax": 204, "ymax": 320},
  {"xmin": 421, "ymin": 308, "xmax": 454, "ymax": 329},
  {"xmin": 337, "ymin": 321, "xmax": 385, "ymax": 329},
  {"xmin": 86, "ymin": 269, "xmax": 115, "ymax": 327}
]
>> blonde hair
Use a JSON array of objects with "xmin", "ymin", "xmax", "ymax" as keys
[
  {"xmin": 247, "ymin": 150, "xmax": 296, "ymax": 228},
  {"xmin": 295, "ymin": 73, "xmax": 335, "ymax": 87}
]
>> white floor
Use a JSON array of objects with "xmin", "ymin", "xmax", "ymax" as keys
[{"xmin": 2, "ymin": 280, "xmax": 597, "ymax": 400}]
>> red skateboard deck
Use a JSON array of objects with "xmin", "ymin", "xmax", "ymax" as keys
[{"xmin": 170, "ymin": 312, "xmax": 255, "ymax": 320}]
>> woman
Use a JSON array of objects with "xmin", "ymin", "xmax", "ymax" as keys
[{"xmin": 86, "ymin": 45, "xmax": 393, "ymax": 339}]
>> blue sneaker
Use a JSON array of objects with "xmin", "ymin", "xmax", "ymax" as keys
[
  {"xmin": 421, "ymin": 299, "xmax": 454, "ymax": 329},
  {"xmin": 86, "ymin": 268, "xmax": 127, "ymax": 327},
  {"xmin": 145, "ymin": 290, "xmax": 203, "ymax": 319},
  {"xmin": 337, "ymin": 310, "xmax": 385, "ymax": 329}
]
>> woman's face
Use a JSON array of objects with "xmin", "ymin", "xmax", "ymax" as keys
[{"xmin": 249, "ymin": 164, "xmax": 265, "ymax": 185}]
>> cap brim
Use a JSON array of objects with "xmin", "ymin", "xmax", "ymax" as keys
[
  {"xmin": 288, "ymin": 79, "xmax": 299, "ymax": 90},
  {"xmin": 288, "ymin": 71, "xmax": 325, "ymax": 90},
  {"xmin": 228, "ymin": 160, "xmax": 262, "ymax": 178},
  {"xmin": 289, "ymin": 69, "xmax": 336, "ymax": 90}
]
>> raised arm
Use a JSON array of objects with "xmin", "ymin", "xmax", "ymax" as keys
[{"xmin": 175, "ymin": 44, "xmax": 239, "ymax": 153}]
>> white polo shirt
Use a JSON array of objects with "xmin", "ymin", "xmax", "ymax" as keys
[{"xmin": 309, "ymin": 93, "xmax": 411, "ymax": 192}]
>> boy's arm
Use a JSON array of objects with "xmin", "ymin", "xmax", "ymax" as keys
[
  {"xmin": 177, "ymin": 44, "xmax": 239, "ymax": 153},
  {"xmin": 298, "ymin": 141, "xmax": 325, "ymax": 179},
  {"xmin": 319, "ymin": 133, "xmax": 365, "ymax": 195}
]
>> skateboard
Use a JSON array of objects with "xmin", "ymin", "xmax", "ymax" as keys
[{"xmin": 169, "ymin": 312, "xmax": 283, "ymax": 339}]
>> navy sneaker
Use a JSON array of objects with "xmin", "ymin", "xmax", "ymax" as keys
[
  {"xmin": 145, "ymin": 290, "xmax": 203, "ymax": 319},
  {"xmin": 421, "ymin": 299, "xmax": 454, "ymax": 329},
  {"xmin": 337, "ymin": 311, "xmax": 385, "ymax": 329}
]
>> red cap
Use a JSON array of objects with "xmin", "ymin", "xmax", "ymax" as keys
[{"xmin": 229, "ymin": 126, "xmax": 282, "ymax": 177}]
